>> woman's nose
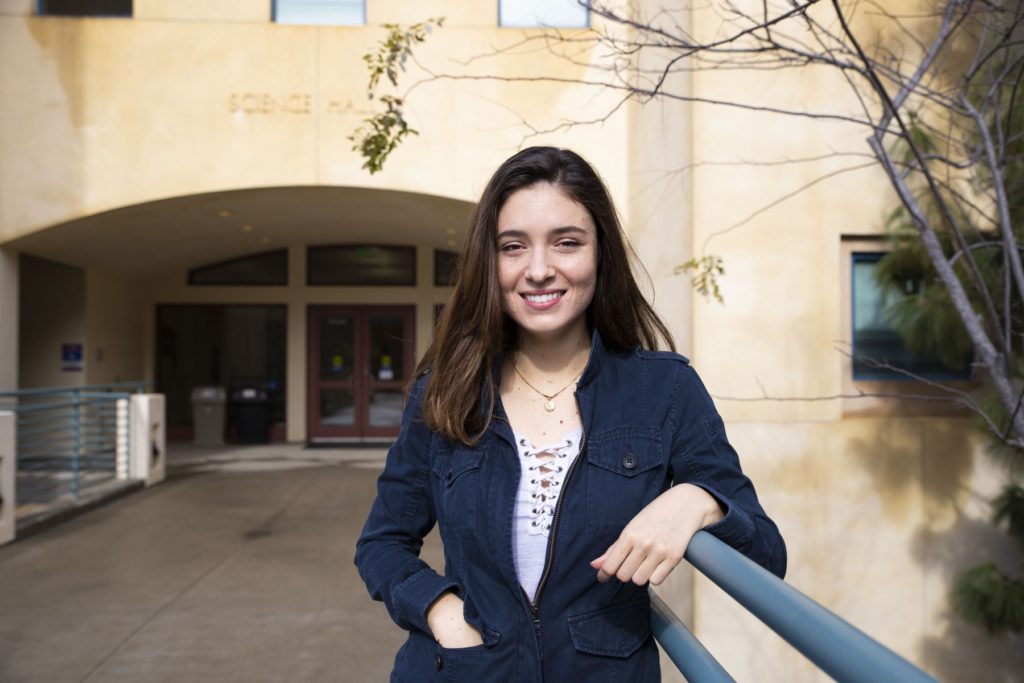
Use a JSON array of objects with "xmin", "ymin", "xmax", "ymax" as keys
[{"xmin": 526, "ymin": 249, "xmax": 554, "ymax": 282}]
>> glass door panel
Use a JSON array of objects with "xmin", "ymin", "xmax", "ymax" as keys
[
  {"xmin": 368, "ymin": 390, "xmax": 404, "ymax": 427},
  {"xmin": 319, "ymin": 316, "xmax": 355, "ymax": 381},
  {"xmin": 368, "ymin": 316, "xmax": 406, "ymax": 380},
  {"xmin": 319, "ymin": 389, "xmax": 356, "ymax": 427},
  {"xmin": 364, "ymin": 312, "xmax": 411, "ymax": 436}
]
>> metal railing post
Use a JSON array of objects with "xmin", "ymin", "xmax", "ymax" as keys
[
  {"xmin": 70, "ymin": 389, "xmax": 81, "ymax": 499},
  {"xmin": 116, "ymin": 398, "xmax": 130, "ymax": 479}
]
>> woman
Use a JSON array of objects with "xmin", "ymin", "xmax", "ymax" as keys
[{"xmin": 355, "ymin": 147, "xmax": 786, "ymax": 682}]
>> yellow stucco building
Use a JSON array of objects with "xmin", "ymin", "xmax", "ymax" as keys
[{"xmin": 1, "ymin": 0, "xmax": 1020, "ymax": 680}]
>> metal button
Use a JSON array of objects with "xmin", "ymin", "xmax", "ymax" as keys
[
  {"xmin": 622, "ymin": 452, "xmax": 638, "ymax": 470},
  {"xmin": 435, "ymin": 653, "xmax": 443, "ymax": 670}
]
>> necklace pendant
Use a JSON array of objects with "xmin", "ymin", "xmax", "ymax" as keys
[{"xmin": 544, "ymin": 399, "xmax": 556, "ymax": 412}]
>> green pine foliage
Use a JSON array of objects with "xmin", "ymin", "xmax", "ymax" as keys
[
  {"xmin": 953, "ymin": 562, "xmax": 1024, "ymax": 634},
  {"xmin": 953, "ymin": 484, "xmax": 1024, "ymax": 635}
]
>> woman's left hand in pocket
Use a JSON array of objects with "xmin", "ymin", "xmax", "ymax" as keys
[{"xmin": 589, "ymin": 483, "xmax": 724, "ymax": 586}]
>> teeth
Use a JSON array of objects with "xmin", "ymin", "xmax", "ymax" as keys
[{"xmin": 525, "ymin": 292, "xmax": 560, "ymax": 304}]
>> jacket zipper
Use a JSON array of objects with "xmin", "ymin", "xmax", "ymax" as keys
[{"xmin": 528, "ymin": 390, "xmax": 587, "ymax": 623}]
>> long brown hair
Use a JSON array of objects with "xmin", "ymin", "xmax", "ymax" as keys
[{"xmin": 417, "ymin": 147, "xmax": 674, "ymax": 445}]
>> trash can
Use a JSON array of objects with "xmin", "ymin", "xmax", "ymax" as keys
[
  {"xmin": 191, "ymin": 386, "xmax": 226, "ymax": 446},
  {"xmin": 231, "ymin": 386, "xmax": 270, "ymax": 444}
]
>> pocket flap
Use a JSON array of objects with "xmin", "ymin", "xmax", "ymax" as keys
[
  {"xmin": 431, "ymin": 445, "xmax": 484, "ymax": 484},
  {"xmin": 586, "ymin": 429, "xmax": 661, "ymax": 478},
  {"xmin": 567, "ymin": 600, "xmax": 651, "ymax": 658}
]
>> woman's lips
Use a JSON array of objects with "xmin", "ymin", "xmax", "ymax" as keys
[{"xmin": 521, "ymin": 291, "xmax": 564, "ymax": 310}]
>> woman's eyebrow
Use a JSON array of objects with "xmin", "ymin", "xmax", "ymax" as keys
[{"xmin": 497, "ymin": 226, "xmax": 588, "ymax": 240}]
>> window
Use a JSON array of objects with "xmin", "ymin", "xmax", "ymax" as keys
[
  {"xmin": 307, "ymin": 245, "xmax": 416, "ymax": 286},
  {"xmin": 188, "ymin": 250, "xmax": 288, "ymax": 286},
  {"xmin": 434, "ymin": 250, "xmax": 458, "ymax": 287},
  {"xmin": 274, "ymin": 0, "xmax": 364, "ymax": 26},
  {"xmin": 851, "ymin": 252, "xmax": 969, "ymax": 380},
  {"xmin": 39, "ymin": 0, "xmax": 131, "ymax": 16},
  {"xmin": 500, "ymin": 0, "xmax": 589, "ymax": 28}
]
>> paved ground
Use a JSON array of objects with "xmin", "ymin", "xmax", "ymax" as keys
[{"xmin": 0, "ymin": 443, "xmax": 443, "ymax": 683}]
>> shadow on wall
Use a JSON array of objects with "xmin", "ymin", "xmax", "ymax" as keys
[
  {"xmin": 848, "ymin": 418, "xmax": 1024, "ymax": 682},
  {"xmin": 915, "ymin": 516, "xmax": 1024, "ymax": 683}
]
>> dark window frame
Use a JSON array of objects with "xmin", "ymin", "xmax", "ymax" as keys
[
  {"xmin": 307, "ymin": 244, "xmax": 417, "ymax": 287},
  {"xmin": 188, "ymin": 249, "xmax": 289, "ymax": 287},
  {"xmin": 851, "ymin": 251, "xmax": 972, "ymax": 381},
  {"xmin": 38, "ymin": 0, "xmax": 132, "ymax": 16}
]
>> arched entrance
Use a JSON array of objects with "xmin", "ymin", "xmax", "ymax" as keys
[{"xmin": 7, "ymin": 186, "xmax": 473, "ymax": 443}]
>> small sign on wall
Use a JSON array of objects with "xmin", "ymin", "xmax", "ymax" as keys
[{"xmin": 62, "ymin": 343, "xmax": 83, "ymax": 372}]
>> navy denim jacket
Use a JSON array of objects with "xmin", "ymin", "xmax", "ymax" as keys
[{"xmin": 355, "ymin": 332, "xmax": 786, "ymax": 682}]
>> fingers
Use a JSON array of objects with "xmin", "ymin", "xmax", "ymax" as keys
[
  {"xmin": 593, "ymin": 534, "xmax": 687, "ymax": 586},
  {"xmin": 594, "ymin": 540, "xmax": 630, "ymax": 583},
  {"xmin": 648, "ymin": 552, "xmax": 684, "ymax": 586}
]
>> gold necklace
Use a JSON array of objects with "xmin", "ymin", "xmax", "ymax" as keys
[{"xmin": 511, "ymin": 359, "xmax": 585, "ymax": 412}]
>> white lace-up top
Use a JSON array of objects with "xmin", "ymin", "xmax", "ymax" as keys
[{"xmin": 512, "ymin": 428, "xmax": 584, "ymax": 602}]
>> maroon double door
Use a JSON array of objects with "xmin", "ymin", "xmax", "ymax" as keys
[{"xmin": 307, "ymin": 305, "xmax": 415, "ymax": 442}]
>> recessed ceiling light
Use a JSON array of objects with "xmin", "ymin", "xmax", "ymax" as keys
[
  {"xmin": 260, "ymin": 237, "xmax": 271, "ymax": 244},
  {"xmin": 218, "ymin": 210, "xmax": 232, "ymax": 218},
  {"xmin": 241, "ymin": 225, "xmax": 254, "ymax": 232},
  {"xmin": 445, "ymin": 228, "xmax": 456, "ymax": 236},
  {"xmin": 446, "ymin": 239, "xmax": 456, "ymax": 247}
]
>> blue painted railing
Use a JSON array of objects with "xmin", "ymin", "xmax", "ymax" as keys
[
  {"xmin": 0, "ymin": 382, "xmax": 146, "ymax": 512},
  {"xmin": 651, "ymin": 530, "xmax": 938, "ymax": 683}
]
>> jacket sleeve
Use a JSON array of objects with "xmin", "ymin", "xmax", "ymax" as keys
[
  {"xmin": 353, "ymin": 376, "xmax": 460, "ymax": 634},
  {"xmin": 669, "ymin": 364, "xmax": 787, "ymax": 578}
]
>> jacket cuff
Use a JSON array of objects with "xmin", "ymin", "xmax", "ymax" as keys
[
  {"xmin": 693, "ymin": 484, "xmax": 755, "ymax": 550},
  {"xmin": 392, "ymin": 567, "xmax": 461, "ymax": 634}
]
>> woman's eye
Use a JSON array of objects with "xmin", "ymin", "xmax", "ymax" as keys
[
  {"xmin": 557, "ymin": 240, "xmax": 581, "ymax": 248},
  {"xmin": 500, "ymin": 243, "xmax": 524, "ymax": 253}
]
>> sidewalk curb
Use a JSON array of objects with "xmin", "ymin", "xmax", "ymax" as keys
[{"xmin": 13, "ymin": 479, "xmax": 146, "ymax": 542}]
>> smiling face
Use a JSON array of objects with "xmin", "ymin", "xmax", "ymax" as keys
[{"xmin": 496, "ymin": 182, "xmax": 599, "ymax": 344}]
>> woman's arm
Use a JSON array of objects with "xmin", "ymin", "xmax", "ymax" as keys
[
  {"xmin": 590, "ymin": 482, "xmax": 724, "ymax": 585},
  {"xmin": 591, "ymin": 363, "xmax": 787, "ymax": 585},
  {"xmin": 354, "ymin": 378, "xmax": 463, "ymax": 635}
]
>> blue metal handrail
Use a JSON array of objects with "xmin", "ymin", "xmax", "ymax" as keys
[
  {"xmin": 650, "ymin": 591, "xmax": 734, "ymax": 682},
  {"xmin": 0, "ymin": 382, "xmax": 147, "ymax": 512},
  {"xmin": 651, "ymin": 530, "xmax": 938, "ymax": 683},
  {"xmin": 0, "ymin": 382, "xmax": 147, "ymax": 398}
]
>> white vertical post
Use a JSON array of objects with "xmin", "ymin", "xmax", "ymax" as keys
[
  {"xmin": 130, "ymin": 394, "xmax": 166, "ymax": 487},
  {"xmin": 115, "ymin": 398, "xmax": 130, "ymax": 479},
  {"xmin": 0, "ymin": 411, "xmax": 15, "ymax": 546}
]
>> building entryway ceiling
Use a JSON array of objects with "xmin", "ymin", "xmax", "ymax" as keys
[{"xmin": 7, "ymin": 187, "xmax": 473, "ymax": 278}]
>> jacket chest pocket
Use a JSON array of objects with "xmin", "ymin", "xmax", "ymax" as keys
[
  {"xmin": 430, "ymin": 445, "xmax": 485, "ymax": 538},
  {"xmin": 585, "ymin": 429, "xmax": 663, "ymax": 535}
]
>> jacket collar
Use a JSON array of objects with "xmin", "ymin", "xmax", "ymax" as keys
[{"xmin": 576, "ymin": 326, "xmax": 604, "ymax": 389}]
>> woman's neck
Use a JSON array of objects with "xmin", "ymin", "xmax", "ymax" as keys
[{"xmin": 513, "ymin": 321, "xmax": 591, "ymax": 375}]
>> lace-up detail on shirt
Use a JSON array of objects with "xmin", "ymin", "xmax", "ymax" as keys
[{"xmin": 512, "ymin": 429, "xmax": 583, "ymax": 601}]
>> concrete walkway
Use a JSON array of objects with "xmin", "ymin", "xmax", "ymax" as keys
[{"xmin": 0, "ymin": 443, "xmax": 443, "ymax": 682}]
